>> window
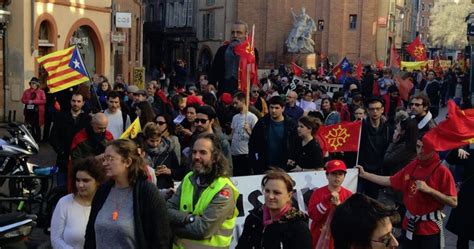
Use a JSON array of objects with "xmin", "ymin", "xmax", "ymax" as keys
[
  {"xmin": 428, "ymin": 4, "xmax": 432, "ymax": 10},
  {"xmin": 202, "ymin": 12, "xmax": 215, "ymax": 40},
  {"xmin": 206, "ymin": 0, "xmax": 215, "ymax": 6},
  {"xmin": 421, "ymin": 3, "xmax": 424, "ymax": 11},
  {"xmin": 317, "ymin": 20, "xmax": 324, "ymax": 31},
  {"xmin": 349, "ymin": 15, "xmax": 357, "ymax": 30},
  {"xmin": 149, "ymin": 4, "xmax": 155, "ymax": 21},
  {"xmin": 420, "ymin": 17, "xmax": 424, "ymax": 27}
]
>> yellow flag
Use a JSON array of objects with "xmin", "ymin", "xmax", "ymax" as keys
[{"xmin": 120, "ymin": 118, "xmax": 141, "ymax": 139}]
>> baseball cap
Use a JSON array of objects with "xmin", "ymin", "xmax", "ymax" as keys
[
  {"xmin": 325, "ymin": 160, "xmax": 347, "ymax": 174},
  {"xmin": 127, "ymin": 85, "xmax": 139, "ymax": 94}
]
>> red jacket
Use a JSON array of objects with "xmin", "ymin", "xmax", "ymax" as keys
[
  {"xmin": 21, "ymin": 88, "xmax": 46, "ymax": 125},
  {"xmin": 308, "ymin": 185, "xmax": 352, "ymax": 249}
]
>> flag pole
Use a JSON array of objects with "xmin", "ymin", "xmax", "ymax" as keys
[
  {"xmin": 245, "ymin": 24, "xmax": 255, "ymax": 121},
  {"xmin": 355, "ymin": 121, "xmax": 363, "ymax": 166},
  {"xmin": 74, "ymin": 46, "xmax": 103, "ymax": 112}
]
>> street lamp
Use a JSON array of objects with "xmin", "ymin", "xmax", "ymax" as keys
[{"xmin": 0, "ymin": 9, "xmax": 10, "ymax": 38}]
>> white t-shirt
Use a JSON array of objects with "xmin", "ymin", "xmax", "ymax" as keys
[
  {"xmin": 298, "ymin": 99, "xmax": 317, "ymax": 112},
  {"xmin": 50, "ymin": 194, "xmax": 91, "ymax": 249},
  {"xmin": 104, "ymin": 109, "xmax": 131, "ymax": 139},
  {"xmin": 230, "ymin": 112, "xmax": 258, "ymax": 155}
]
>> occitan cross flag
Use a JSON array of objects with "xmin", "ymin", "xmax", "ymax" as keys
[{"xmin": 120, "ymin": 118, "xmax": 141, "ymax": 139}]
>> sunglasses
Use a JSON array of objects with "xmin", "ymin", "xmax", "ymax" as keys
[
  {"xmin": 156, "ymin": 121, "xmax": 166, "ymax": 125},
  {"xmin": 409, "ymin": 103, "xmax": 422, "ymax": 107},
  {"xmin": 194, "ymin": 118, "xmax": 209, "ymax": 124}
]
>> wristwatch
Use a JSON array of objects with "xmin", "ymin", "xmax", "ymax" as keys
[{"xmin": 187, "ymin": 214, "xmax": 195, "ymax": 224}]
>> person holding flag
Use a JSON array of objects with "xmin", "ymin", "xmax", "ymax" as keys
[
  {"xmin": 210, "ymin": 21, "xmax": 258, "ymax": 95},
  {"xmin": 331, "ymin": 57, "xmax": 351, "ymax": 83}
]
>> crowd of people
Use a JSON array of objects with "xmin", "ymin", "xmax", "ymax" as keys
[{"xmin": 20, "ymin": 21, "xmax": 473, "ymax": 249}]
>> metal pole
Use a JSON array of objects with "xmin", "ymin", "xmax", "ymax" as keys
[{"xmin": 470, "ymin": 45, "xmax": 474, "ymax": 106}]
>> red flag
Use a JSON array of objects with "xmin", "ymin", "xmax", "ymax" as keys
[
  {"xmin": 234, "ymin": 35, "xmax": 258, "ymax": 94},
  {"xmin": 355, "ymin": 60, "xmax": 363, "ymax": 80},
  {"xmin": 390, "ymin": 44, "xmax": 401, "ymax": 68},
  {"xmin": 316, "ymin": 121, "xmax": 362, "ymax": 153},
  {"xmin": 423, "ymin": 100, "xmax": 474, "ymax": 151},
  {"xmin": 406, "ymin": 36, "xmax": 427, "ymax": 61},
  {"xmin": 376, "ymin": 60, "xmax": 384, "ymax": 69},
  {"xmin": 291, "ymin": 62, "xmax": 303, "ymax": 77},
  {"xmin": 394, "ymin": 76, "xmax": 414, "ymax": 101},
  {"xmin": 319, "ymin": 65, "xmax": 325, "ymax": 77}
]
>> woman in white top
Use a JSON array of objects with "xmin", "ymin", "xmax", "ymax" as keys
[{"xmin": 50, "ymin": 157, "xmax": 104, "ymax": 249}]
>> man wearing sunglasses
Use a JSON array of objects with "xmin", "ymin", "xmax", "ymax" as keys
[
  {"xmin": 188, "ymin": 105, "xmax": 233, "ymax": 172},
  {"xmin": 409, "ymin": 93, "xmax": 437, "ymax": 137}
]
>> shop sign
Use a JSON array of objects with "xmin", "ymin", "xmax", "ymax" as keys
[
  {"xmin": 110, "ymin": 31, "xmax": 127, "ymax": 43},
  {"xmin": 69, "ymin": 37, "xmax": 89, "ymax": 46},
  {"xmin": 116, "ymin": 12, "xmax": 132, "ymax": 28}
]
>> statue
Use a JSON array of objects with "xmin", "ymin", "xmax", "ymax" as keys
[{"xmin": 285, "ymin": 7, "xmax": 317, "ymax": 53}]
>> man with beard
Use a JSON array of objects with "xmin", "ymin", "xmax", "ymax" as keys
[
  {"xmin": 167, "ymin": 133, "xmax": 239, "ymax": 249},
  {"xmin": 50, "ymin": 92, "xmax": 91, "ymax": 185},
  {"xmin": 210, "ymin": 20, "xmax": 258, "ymax": 95},
  {"xmin": 68, "ymin": 113, "xmax": 113, "ymax": 191}
]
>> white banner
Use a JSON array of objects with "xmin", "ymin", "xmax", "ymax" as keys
[{"xmin": 229, "ymin": 169, "xmax": 358, "ymax": 247}]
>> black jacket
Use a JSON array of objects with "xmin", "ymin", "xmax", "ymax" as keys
[
  {"xmin": 236, "ymin": 207, "xmax": 312, "ymax": 249},
  {"xmin": 446, "ymin": 176, "xmax": 474, "ymax": 240},
  {"xmin": 248, "ymin": 114, "xmax": 298, "ymax": 174},
  {"xmin": 210, "ymin": 43, "xmax": 259, "ymax": 94},
  {"xmin": 358, "ymin": 118, "xmax": 390, "ymax": 173},
  {"xmin": 49, "ymin": 111, "xmax": 91, "ymax": 168},
  {"xmin": 382, "ymin": 141, "xmax": 416, "ymax": 176},
  {"xmin": 84, "ymin": 179, "xmax": 171, "ymax": 249},
  {"xmin": 146, "ymin": 137, "xmax": 183, "ymax": 189}
]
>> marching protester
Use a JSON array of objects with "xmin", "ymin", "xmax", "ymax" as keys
[
  {"xmin": 21, "ymin": 77, "xmax": 46, "ymax": 141},
  {"xmin": 357, "ymin": 137, "xmax": 457, "ymax": 249},
  {"xmin": 84, "ymin": 139, "xmax": 171, "ymax": 249},
  {"xmin": 154, "ymin": 113, "xmax": 181, "ymax": 164},
  {"xmin": 50, "ymin": 92, "xmax": 91, "ymax": 185},
  {"xmin": 249, "ymin": 96, "xmax": 298, "ymax": 173},
  {"xmin": 142, "ymin": 122, "xmax": 182, "ymax": 189},
  {"xmin": 331, "ymin": 193, "xmax": 400, "ymax": 249},
  {"xmin": 308, "ymin": 160, "xmax": 353, "ymax": 248},
  {"xmin": 236, "ymin": 168, "xmax": 311, "ymax": 249},
  {"xmin": 167, "ymin": 133, "xmax": 239, "ymax": 249},
  {"xmin": 103, "ymin": 91, "xmax": 131, "ymax": 139},
  {"xmin": 51, "ymin": 157, "xmax": 105, "ymax": 249},
  {"xmin": 69, "ymin": 113, "xmax": 113, "ymax": 191},
  {"xmin": 284, "ymin": 91, "xmax": 304, "ymax": 121},
  {"xmin": 230, "ymin": 92, "xmax": 258, "ymax": 176},
  {"xmin": 409, "ymin": 93, "xmax": 437, "ymax": 136},
  {"xmin": 422, "ymin": 70, "xmax": 441, "ymax": 119},
  {"xmin": 289, "ymin": 116, "xmax": 324, "ymax": 171},
  {"xmin": 357, "ymin": 96, "xmax": 391, "ymax": 199},
  {"xmin": 319, "ymin": 96, "xmax": 341, "ymax": 125}
]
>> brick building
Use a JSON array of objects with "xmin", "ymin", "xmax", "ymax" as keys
[{"xmin": 233, "ymin": 0, "xmax": 401, "ymax": 68}]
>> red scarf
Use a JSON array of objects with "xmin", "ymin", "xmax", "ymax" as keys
[{"xmin": 263, "ymin": 203, "xmax": 292, "ymax": 227}]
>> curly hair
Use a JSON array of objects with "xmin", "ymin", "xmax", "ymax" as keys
[{"xmin": 107, "ymin": 139, "xmax": 147, "ymax": 186}]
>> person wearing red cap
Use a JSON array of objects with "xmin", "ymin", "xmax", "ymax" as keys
[
  {"xmin": 308, "ymin": 160, "xmax": 353, "ymax": 249},
  {"xmin": 356, "ymin": 137, "xmax": 457, "ymax": 249}
]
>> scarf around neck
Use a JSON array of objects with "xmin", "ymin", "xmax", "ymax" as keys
[{"xmin": 263, "ymin": 202, "xmax": 292, "ymax": 227}]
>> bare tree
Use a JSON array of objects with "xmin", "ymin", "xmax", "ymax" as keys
[{"xmin": 429, "ymin": 0, "xmax": 474, "ymax": 49}]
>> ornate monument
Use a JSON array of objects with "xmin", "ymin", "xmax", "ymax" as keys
[{"xmin": 285, "ymin": 7, "xmax": 317, "ymax": 54}]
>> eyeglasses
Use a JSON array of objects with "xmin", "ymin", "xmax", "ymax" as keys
[
  {"xmin": 409, "ymin": 103, "xmax": 422, "ymax": 107},
  {"xmin": 252, "ymin": 90, "xmax": 259, "ymax": 93},
  {"xmin": 368, "ymin": 107, "xmax": 383, "ymax": 112},
  {"xmin": 156, "ymin": 121, "xmax": 167, "ymax": 126},
  {"xmin": 371, "ymin": 232, "xmax": 394, "ymax": 247},
  {"xmin": 103, "ymin": 155, "xmax": 118, "ymax": 163},
  {"xmin": 194, "ymin": 118, "xmax": 209, "ymax": 124}
]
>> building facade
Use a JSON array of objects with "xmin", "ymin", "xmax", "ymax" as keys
[
  {"xmin": 211, "ymin": 0, "xmax": 409, "ymax": 68},
  {"xmin": 196, "ymin": 0, "xmax": 235, "ymax": 75},
  {"xmin": 5, "ymin": 0, "xmax": 112, "ymax": 121},
  {"xmin": 111, "ymin": 0, "xmax": 143, "ymax": 85}
]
